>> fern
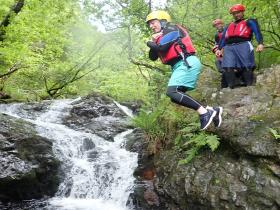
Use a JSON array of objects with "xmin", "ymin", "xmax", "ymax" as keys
[
  {"xmin": 206, "ymin": 134, "xmax": 220, "ymax": 151},
  {"xmin": 269, "ymin": 128, "xmax": 280, "ymax": 140},
  {"xmin": 176, "ymin": 127, "xmax": 220, "ymax": 164},
  {"xmin": 178, "ymin": 147, "xmax": 199, "ymax": 165},
  {"xmin": 132, "ymin": 109, "xmax": 164, "ymax": 135}
]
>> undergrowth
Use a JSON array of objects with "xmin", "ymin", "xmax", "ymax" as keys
[{"xmin": 132, "ymin": 98, "xmax": 220, "ymax": 164}]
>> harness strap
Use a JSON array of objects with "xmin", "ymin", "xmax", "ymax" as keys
[{"xmin": 174, "ymin": 39, "xmax": 194, "ymax": 67}]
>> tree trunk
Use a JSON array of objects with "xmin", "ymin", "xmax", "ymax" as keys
[{"xmin": 0, "ymin": 0, "xmax": 25, "ymax": 41}]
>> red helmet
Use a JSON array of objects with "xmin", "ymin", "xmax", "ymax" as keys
[
  {"xmin": 229, "ymin": 4, "xmax": 245, "ymax": 14},
  {"xmin": 212, "ymin": 19, "xmax": 223, "ymax": 27}
]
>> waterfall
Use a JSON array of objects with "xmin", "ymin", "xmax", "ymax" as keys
[
  {"xmin": 114, "ymin": 101, "xmax": 134, "ymax": 118},
  {"xmin": 0, "ymin": 99, "xmax": 138, "ymax": 210}
]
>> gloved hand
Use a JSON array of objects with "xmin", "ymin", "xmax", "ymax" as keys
[
  {"xmin": 147, "ymin": 41, "xmax": 159, "ymax": 51},
  {"xmin": 212, "ymin": 45, "xmax": 218, "ymax": 54}
]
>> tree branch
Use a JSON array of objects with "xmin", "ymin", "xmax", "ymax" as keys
[
  {"xmin": 130, "ymin": 58, "xmax": 166, "ymax": 74},
  {"xmin": 0, "ymin": 62, "xmax": 23, "ymax": 78}
]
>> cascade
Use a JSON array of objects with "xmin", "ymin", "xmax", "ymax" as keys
[{"xmin": 0, "ymin": 99, "xmax": 138, "ymax": 210}]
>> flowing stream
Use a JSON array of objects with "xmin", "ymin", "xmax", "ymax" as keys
[{"xmin": 0, "ymin": 99, "xmax": 138, "ymax": 210}]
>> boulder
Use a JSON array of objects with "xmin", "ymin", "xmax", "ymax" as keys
[
  {"xmin": 0, "ymin": 114, "xmax": 60, "ymax": 202},
  {"xmin": 64, "ymin": 93, "xmax": 132, "ymax": 141},
  {"xmin": 148, "ymin": 66, "xmax": 280, "ymax": 210}
]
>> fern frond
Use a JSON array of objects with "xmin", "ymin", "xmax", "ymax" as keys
[{"xmin": 206, "ymin": 134, "xmax": 220, "ymax": 151}]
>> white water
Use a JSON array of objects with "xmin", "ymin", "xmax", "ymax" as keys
[
  {"xmin": 114, "ymin": 101, "xmax": 134, "ymax": 118},
  {"xmin": 0, "ymin": 99, "xmax": 138, "ymax": 210}
]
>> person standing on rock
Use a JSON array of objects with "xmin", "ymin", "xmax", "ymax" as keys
[
  {"xmin": 211, "ymin": 19, "xmax": 228, "ymax": 89},
  {"xmin": 146, "ymin": 10, "xmax": 223, "ymax": 129},
  {"xmin": 216, "ymin": 4, "xmax": 264, "ymax": 89}
]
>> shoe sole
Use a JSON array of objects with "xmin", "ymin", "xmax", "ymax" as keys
[
  {"xmin": 201, "ymin": 110, "xmax": 217, "ymax": 130},
  {"xmin": 216, "ymin": 107, "xmax": 223, "ymax": 128}
]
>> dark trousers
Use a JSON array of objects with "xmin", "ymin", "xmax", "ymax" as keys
[
  {"xmin": 224, "ymin": 68, "xmax": 254, "ymax": 89},
  {"xmin": 215, "ymin": 59, "xmax": 228, "ymax": 89}
]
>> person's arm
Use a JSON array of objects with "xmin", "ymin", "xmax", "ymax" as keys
[
  {"xmin": 215, "ymin": 27, "xmax": 227, "ymax": 57},
  {"xmin": 214, "ymin": 33, "xmax": 219, "ymax": 45},
  {"xmin": 147, "ymin": 32, "xmax": 162, "ymax": 61},
  {"xmin": 218, "ymin": 26, "xmax": 227, "ymax": 50},
  {"xmin": 212, "ymin": 33, "xmax": 219, "ymax": 54},
  {"xmin": 147, "ymin": 24, "xmax": 181, "ymax": 53},
  {"xmin": 247, "ymin": 19, "xmax": 264, "ymax": 52},
  {"xmin": 147, "ymin": 33, "xmax": 179, "ymax": 53},
  {"xmin": 148, "ymin": 49, "xmax": 158, "ymax": 61}
]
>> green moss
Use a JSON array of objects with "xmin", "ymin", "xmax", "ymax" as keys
[
  {"xmin": 250, "ymin": 108, "xmax": 280, "ymax": 123},
  {"xmin": 249, "ymin": 114, "xmax": 265, "ymax": 122}
]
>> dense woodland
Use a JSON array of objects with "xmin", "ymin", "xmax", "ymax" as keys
[{"xmin": 0, "ymin": 0, "xmax": 279, "ymax": 102}]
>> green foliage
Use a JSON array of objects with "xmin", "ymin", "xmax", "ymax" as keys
[
  {"xmin": 133, "ymin": 96, "xmax": 220, "ymax": 161},
  {"xmin": 242, "ymin": 0, "xmax": 280, "ymax": 68},
  {"xmin": 0, "ymin": 0, "xmax": 14, "ymax": 21},
  {"xmin": 176, "ymin": 123, "xmax": 220, "ymax": 165},
  {"xmin": 83, "ymin": 0, "xmax": 149, "ymax": 34},
  {"xmin": 0, "ymin": 0, "xmax": 86, "ymax": 99},
  {"xmin": 133, "ymin": 108, "xmax": 165, "ymax": 137},
  {"xmin": 132, "ymin": 102, "xmax": 170, "ymax": 154},
  {"xmin": 132, "ymin": 98, "xmax": 190, "ymax": 154},
  {"xmin": 90, "ymin": 68, "xmax": 150, "ymax": 103},
  {"xmin": 269, "ymin": 128, "xmax": 280, "ymax": 140},
  {"xmin": 1, "ymin": 0, "xmax": 278, "ymax": 102}
]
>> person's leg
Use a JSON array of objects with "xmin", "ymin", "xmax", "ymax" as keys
[
  {"xmin": 221, "ymin": 72, "xmax": 228, "ymax": 88},
  {"xmin": 241, "ymin": 68, "xmax": 254, "ymax": 86},
  {"xmin": 166, "ymin": 86, "xmax": 217, "ymax": 130},
  {"xmin": 215, "ymin": 59, "xmax": 223, "ymax": 73},
  {"xmin": 233, "ymin": 42, "xmax": 255, "ymax": 86},
  {"xmin": 222, "ymin": 45, "xmax": 237, "ymax": 89},
  {"xmin": 223, "ymin": 68, "xmax": 236, "ymax": 89},
  {"xmin": 166, "ymin": 86, "xmax": 201, "ymax": 110},
  {"xmin": 215, "ymin": 59, "xmax": 227, "ymax": 88},
  {"xmin": 167, "ymin": 57, "xmax": 221, "ymax": 130}
]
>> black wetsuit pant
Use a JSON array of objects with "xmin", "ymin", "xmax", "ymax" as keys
[
  {"xmin": 166, "ymin": 86, "xmax": 201, "ymax": 110},
  {"xmin": 224, "ymin": 68, "xmax": 254, "ymax": 89},
  {"xmin": 215, "ymin": 59, "xmax": 228, "ymax": 88}
]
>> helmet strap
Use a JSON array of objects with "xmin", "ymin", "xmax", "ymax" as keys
[{"xmin": 160, "ymin": 20, "xmax": 168, "ymax": 29}]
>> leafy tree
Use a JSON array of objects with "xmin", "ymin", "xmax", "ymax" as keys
[{"xmin": 0, "ymin": 0, "xmax": 107, "ymax": 99}]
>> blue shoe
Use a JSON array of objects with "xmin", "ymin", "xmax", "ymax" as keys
[
  {"xmin": 207, "ymin": 106, "xmax": 223, "ymax": 127},
  {"xmin": 200, "ymin": 109, "xmax": 216, "ymax": 130},
  {"xmin": 213, "ymin": 107, "xmax": 223, "ymax": 127}
]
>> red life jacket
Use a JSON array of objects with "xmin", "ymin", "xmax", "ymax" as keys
[
  {"xmin": 225, "ymin": 20, "xmax": 251, "ymax": 39},
  {"xmin": 155, "ymin": 25, "xmax": 196, "ymax": 64}
]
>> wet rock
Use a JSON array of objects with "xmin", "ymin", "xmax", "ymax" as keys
[
  {"xmin": 149, "ymin": 66, "xmax": 280, "ymax": 210},
  {"xmin": 126, "ymin": 129, "xmax": 171, "ymax": 210},
  {"xmin": 0, "ymin": 114, "xmax": 60, "ymax": 202},
  {"xmin": 81, "ymin": 137, "xmax": 95, "ymax": 151},
  {"xmin": 143, "ymin": 185, "xmax": 160, "ymax": 206},
  {"xmin": 64, "ymin": 93, "xmax": 131, "ymax": 141},
  {"xmin": 87, "ymin": 150, "xmax": 99, "ymax": 161}
]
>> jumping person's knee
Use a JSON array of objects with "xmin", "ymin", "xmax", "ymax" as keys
[
  {"xmin": 166, "ymin": 86, "xmax": 188, "ymax": 101},
  {"xmin": 166, "ymin": 86, "xmax": 175, "ymax": 98}
]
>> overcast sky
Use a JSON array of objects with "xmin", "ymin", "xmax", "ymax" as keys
[{"xmin": 151, "ymin": 0, "xmax": 167, "ymax": 9}]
